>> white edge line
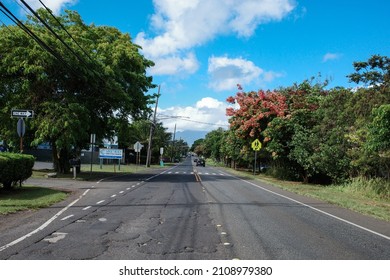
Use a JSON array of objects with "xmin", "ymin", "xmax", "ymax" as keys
[
  {"xmin": 0, "ymin": 188, "xmax": 91, "ymax": 252},
  {"xmin": 234, "ymin": 175, "xmax": 390, "ymax": 241}
]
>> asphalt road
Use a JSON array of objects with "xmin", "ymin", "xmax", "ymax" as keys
[{"xmin": 0, "ymin": 157, "xmax": 389, "ymax": 260}]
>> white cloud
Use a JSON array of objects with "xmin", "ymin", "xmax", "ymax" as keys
[
  {"xmin": 135, "ymin": 0, "xmax": 296, "ymax": 75},
  {"xmin": 148, "ymin": 52, "xmax": 199, "ymax": 76},
  {"xmin": 26, "ymin": 0, "xmax": 78, "ymax": 14},
  {"xmin": 322, "ymin": 52, "xmax": 342, "ymax": 62},
  {"xmin": 157, "ymin": 97, "xmax": 229, "ymax": 132},
  {"xmin": 208, "ymin": 56, "xmax": 283, "ymax": 91},
  {"xmin": 208, "ymin": 56, "xmax": 263, "ymax": 91}
]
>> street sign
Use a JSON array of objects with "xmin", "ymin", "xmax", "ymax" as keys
[
  {"xmin": 11, "ymin": 109, "xmax": 34, "ymax": 118},
  {"xmin": 134, "ymin": 141, "xmax": 143, "ymax": 152},
  {"xmin": 99, "ymin": 148, "xmax": 123, "ymax": 159},
  {"xmin": 251, "ymin": 139, "xmax": 262, "ymax": 151},
  {"xmin": 17, "ymin": 118, "xmax": 25, "ymax": 137}
]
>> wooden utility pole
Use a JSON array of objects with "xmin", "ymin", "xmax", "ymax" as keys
[{"xmin": 146, "ymin": 85, "xmax": 160, "ymax": 167}]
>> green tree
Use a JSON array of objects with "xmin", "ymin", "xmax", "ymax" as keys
[
  {"xmin": 0, "ymin": 10, "xmax": 155, "ymax": 172},
  {"xmin": 203, "ymin": 128, "xmax": 225, "ymax": 162},
  {"xmin": 127, "ymin": 119, "xmax": 172, "ymax": 164},
  {"xmin": 347, "ymin": 54, "xmax": 390, "ymax": 89},
  {"xmin": 366, "ymin": 105, "xmax": 390, "ymax": 179}
]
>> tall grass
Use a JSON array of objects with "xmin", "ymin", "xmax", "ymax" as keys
[{"xmin": 337, "ymin": 177, "xmax": 390, "ymax": 199}]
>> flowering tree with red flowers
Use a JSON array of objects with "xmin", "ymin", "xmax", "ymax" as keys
[
  {"xmin": 226, "ymin": 80, "xmax": 328, "ymax": 182},
  {"xmin": 226, "ymin": 84, "xmax": 288, "ymax": 140}
]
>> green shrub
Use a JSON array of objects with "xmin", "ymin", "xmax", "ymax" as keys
[{"xmin": 0, "ymin": 153, "xmax": 35, "ymax": 189}]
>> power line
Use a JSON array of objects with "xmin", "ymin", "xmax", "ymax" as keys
[
  {"xmin": 1, "ymin": 1, "xmax": 105, "ymax": 85},
  {"xmin": 20, "ymin": 0, "xmax": 90, "ymax": 69},
  {"xmin": 0, "ymin": 1, "xmax": 79, "ymax": 75},
  {"xmin": 38, "ymin": 0, "xmax": 95, "ymax": 63},
  {"xmin": 157, "ymin": 114, "xmax": 229, "ymax": 127}
]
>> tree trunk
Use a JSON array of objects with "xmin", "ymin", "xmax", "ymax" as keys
[
  {"xmin": 302, "ymin": 170, "xmax": 309, "ymax": 184},
  {"xmin": 52, "ymin": 143, "xmax": 71, "ymax": 174}
]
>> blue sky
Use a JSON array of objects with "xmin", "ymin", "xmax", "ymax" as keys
[{"xmin": 2, "ymin": 0, "xmax": 390, "ymax": 144}]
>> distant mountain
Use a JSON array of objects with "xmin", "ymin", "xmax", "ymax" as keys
[{"xmin": 173, "ymin": 130, "xmax": 208, "ymax": 146}]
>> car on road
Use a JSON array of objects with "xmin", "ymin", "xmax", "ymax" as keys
[{"xmin": 196, "ymin": 159, "xmax": 205, "ymax": 167}]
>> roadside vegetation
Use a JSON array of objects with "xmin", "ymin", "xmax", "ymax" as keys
[{"xmin": 196, "ymin": 55, "xmax": 390, "ymax": 221}]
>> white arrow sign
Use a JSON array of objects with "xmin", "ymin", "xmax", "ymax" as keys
[{"xmin": 11, "ymin": 109, "xmax": 34, "ymax": 118}]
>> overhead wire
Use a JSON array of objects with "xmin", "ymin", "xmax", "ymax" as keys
[
  {"xmin": 1, "ymin": 1, "xmax": 106, "ymax": 86},
  {"xmin": 38, "ymin": 0, "xmax": 95, "ymax": 63},
  {"xmin": 0, "ymin": 2, "xmax": 78, "ymax": 75},
  {"xmin": 37, "ymin": 0, "xmax": 106, "ymax": 84},
  {"xmin": 19, "ymin": 0, "xmax": 90, "ymax": 70}
]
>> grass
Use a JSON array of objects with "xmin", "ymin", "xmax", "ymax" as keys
[
  {"xmin": 0, "ymin": 186, "xmax": 69, "ymax": 215},
  {"xmin": 219, "ymin": 166, "xmax": 390, "ymax": 222},
  {"xmin": 32, "ymin": 163, "xmax": 166, "ymax": 181}
]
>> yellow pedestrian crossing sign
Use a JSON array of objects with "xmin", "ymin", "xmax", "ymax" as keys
[{"xmin": 251, "ymin": 139, "xmax": 262, "ymax": 151}]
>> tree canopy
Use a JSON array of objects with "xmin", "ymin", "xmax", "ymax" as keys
[
  {"xmin": 0, "ymin": 10, "xmax": 155, "ymax": 172},
  {"xmin": 192, "ymin": 55, "xmax": 390, "ymax": 186}
]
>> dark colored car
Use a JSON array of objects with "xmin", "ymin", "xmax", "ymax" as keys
[{"xmin": 196, "ymin": 159, "xmax": 205, "ymax": 167}]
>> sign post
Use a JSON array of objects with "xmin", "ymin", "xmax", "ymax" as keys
[
  {"xmin": 90, "ymin": 134, "xmax": 96, "ymax": 177},
  {"xmin": 251, "ymin": 139, "xmax": 262, "ymax": 175},
  {"xmin": 99, "ymin": 148, "xmax": 123, "ymax": 172},
  {"xmin": 17, "ymin": 118, "xmax": 26, "ymax": 153},
  {"xmin": 160, "ymin": 147, "xmax": 164, "ymax": 166},
  {"xmin": 133, "ymin": 141, "xmax": 143, "ymax": 166},
  {"xmin": 12, "ymin": 109, "xmax": 34, "ymax": 153}
]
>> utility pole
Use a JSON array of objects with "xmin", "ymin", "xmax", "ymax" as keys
[
  {"xmin": 171, "ymin": 123, "xmax": 176, "ymax": 162},
  {"xmin": 146, "ymin": 85, "xmax": 160, "ymax": 167}
]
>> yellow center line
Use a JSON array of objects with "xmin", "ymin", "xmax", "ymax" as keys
[{"xmin": 193, "ymin": 168, "xmax": 202, "ymax": 182}]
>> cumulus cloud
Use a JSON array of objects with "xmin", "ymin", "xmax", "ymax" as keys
[
  {"xmin": 208, "ymin": 56, "xmax": 283, "ymax": 91},
  {"xmin": 26, "ymin": 0, "xmax": 78, "ymax": 14},
  {"xmin": 135, "ymin": 0, "xmax": 295, "ymax": 75},
  {"xmin": 322, "ymin": 52, "xmax": 342, "ymax": 62},
  {"xmin": 157, "ymin": 97, "xmax": 229, "ymax": 132},
  {"xmin": 148, "ymin": 52, "xmax": 199, "ymax": 76}
]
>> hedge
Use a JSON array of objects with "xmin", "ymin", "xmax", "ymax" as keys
[{"xmin": 0, "ymin": 153, "xmax": 35, "ymax": 189}]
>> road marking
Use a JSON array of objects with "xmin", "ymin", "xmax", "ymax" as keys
[
  {"xmin": 61, "ymin": 215, "xmax": 74, "ymax": 221},
  {"xmin": 0, "ymin": 188, "xmax": 90, "ymax": 252},
  {"xmin": 126, "ymin": 188, "xmax": 131, "ymax": 190},
  {"xmin": 234, "ymin": 175, "xmax": 390, "ymax": 241},
  {"xmin": 44, "ymin": 232, "xmax": 68, "ymax": 244},
  {"xmin": 96, "ymin": 200, "xmax": 105, "ymax": 205},
  {"xmin": 111, "ymin": 194, "xmax": 117, "ymax": 198},
  {"xmin": 119, "ymin": 191, "xmax": 124, "ymax": 194},
  {"xmin": 82, "ymin": 206, "xmax": 92, "ymax": 211},
  {"xmin": 99, "ymin": 218, "xmax": 107, "ymax": 222},
  {"xmin": 0, "ymin": 166, "xmax": 181, "ymax": 253}
]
